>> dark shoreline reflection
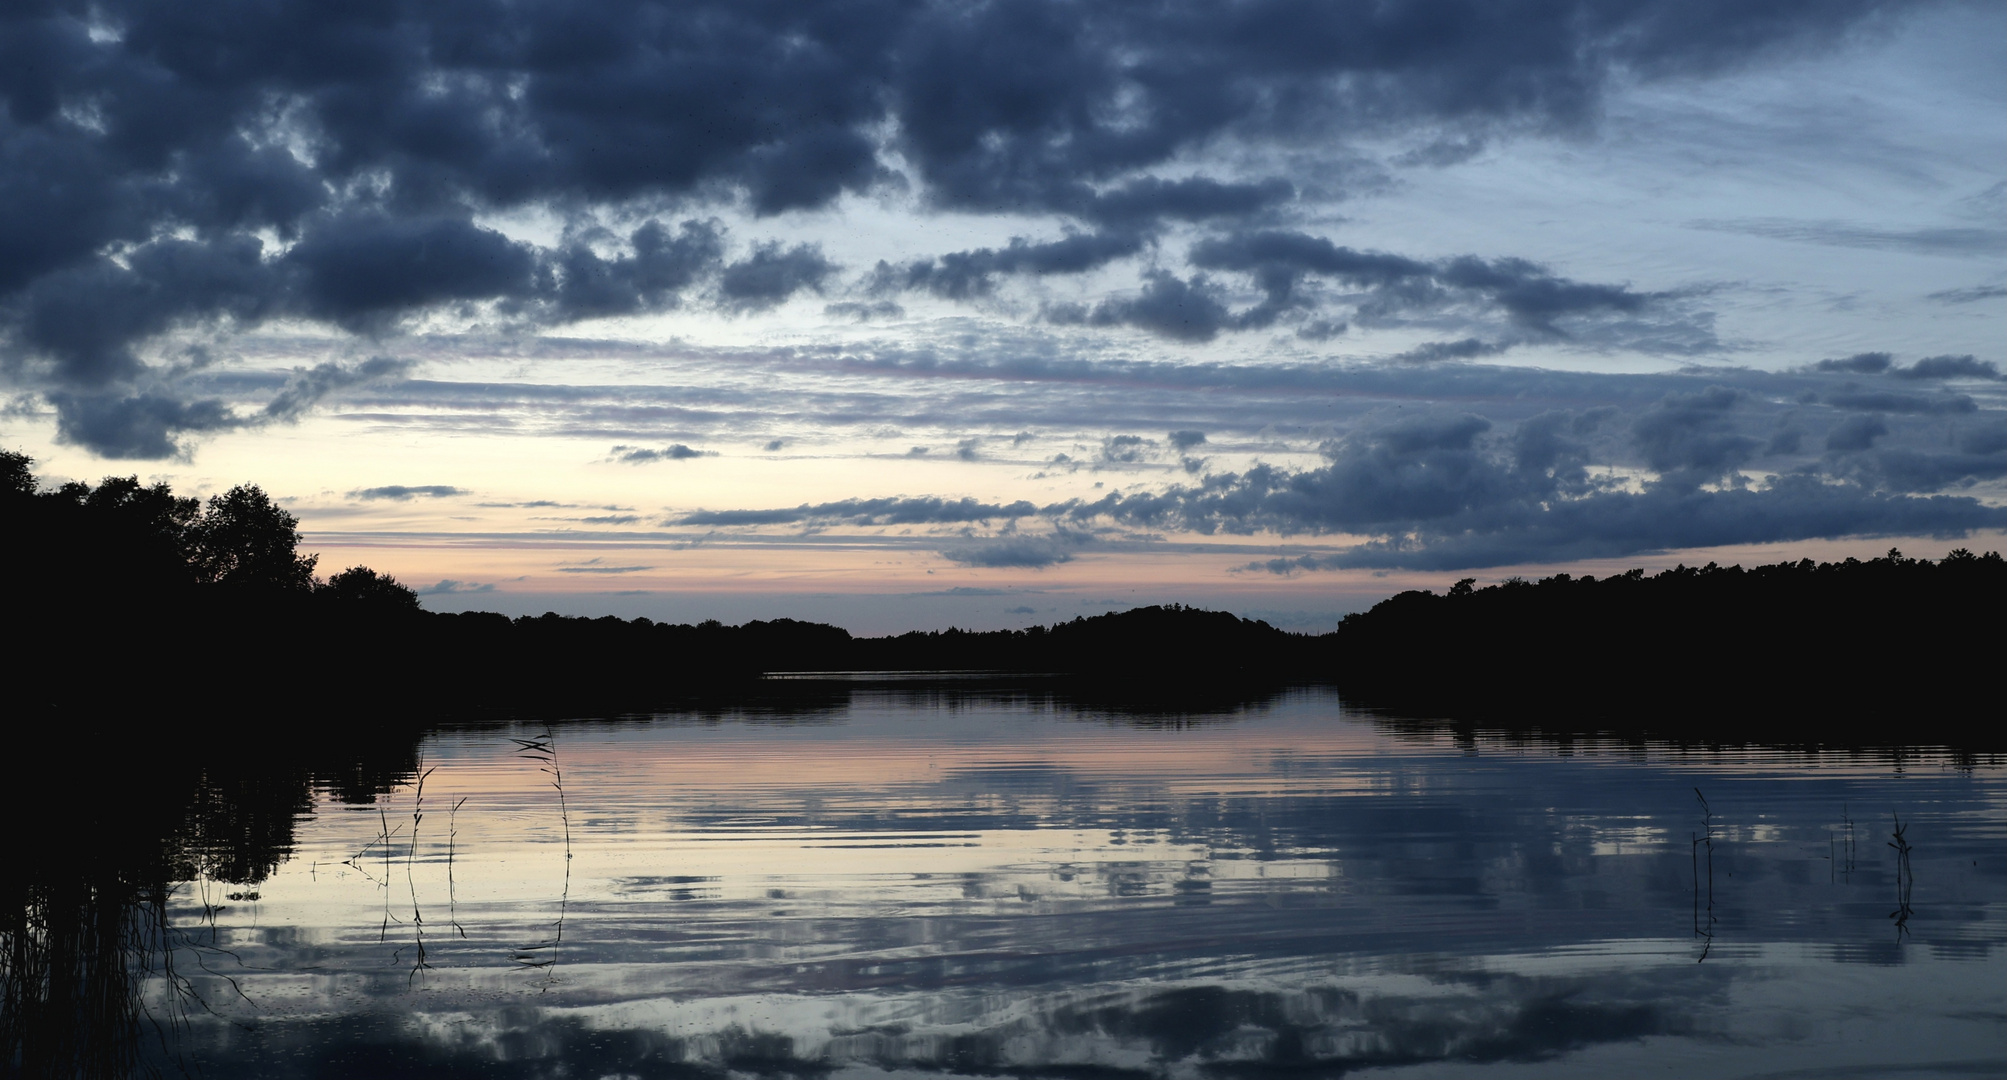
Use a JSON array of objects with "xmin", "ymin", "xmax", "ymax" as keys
[{"xmin": 5, "ymin": 687, "xmax": 2003, "ymax": 1078}]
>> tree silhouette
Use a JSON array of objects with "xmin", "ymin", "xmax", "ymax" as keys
[
  {"xmin": 0, "ymin": 449, "xmax": 33, "ymax": 499},
  {"xmin": 188, "ymin": 484, "xmax": 318, "ymax": 592},
  {"xmin": 317, "ymin": 566, "xmax": 421, "ymax": 611}
]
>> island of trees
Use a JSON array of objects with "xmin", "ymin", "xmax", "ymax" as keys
[{"xmin": 5, "ymin": 452, "xmax": 1999, "ymax": 744}]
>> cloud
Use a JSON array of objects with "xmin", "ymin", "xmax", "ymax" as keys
[
  {"xmin": 718, "ymin": 243, "xmax": 836, "ymax": 313},
  {"xmin": 1958, "ymin": 422, "xmax": 2007, "ymax": 456},
  {"xmin": 44, "ymin": 391, "xmax": 239, "ymax": 460},
  {"xmin": 40, "ymin": 355, "xmax": 415, "ymax": 460},
  {"xmin": 1168, "ymin": 430, "xmax": 1207, "ymax": 451},
  {"xmin": 894, "ymin": 232, "xmax": 1147, "ymax": 300},
  {"xmin": 892, "ymin": 1, "xmax": 1894, "ymax": 216},
  {"xmin": 1101, "ymin": 434, "xmax": 1158, "ymax": 464},
  {"xmin": 1926, "ymin": 284, "xmax": 2007, "ymax": 305},
  {"xmin": 1235, "ymin": 477, "xmax": 2006, "ymax": 572},
  {"xmin": 678, "ymin": 496, "xmax": 1039, "ymax": 528},
  {"xmin": 1397, "ymin": 338, "xmax": 1515, "ymax": 364},
  {"xmin": 415, "ymin": 579, "xmax": 495, "ymax": 595},
  {"xmin": 1048, "ymin": 271, "xmax": 1236, "ymax": 342},
  {"xmin": 349, "ymin": 485, "xmax": 465, "ymax": 501},
  {"xmin": 613, "ymin": 443, "xmax": 713, "ymax": 463},
  {"xmin": 1688, "ymin": 219, "xmax": 2007, "ymax": 257},
  {"xmin": 1824, "ymin": 415, "xmax": 1887, "ymax": 453},
  {"xmin": 595, "ymin": 348, "xmax": 2006, "ymax": 572},
  {"xmin": 937, "ymin": 530, "xmax": 1090, "ymax": 569},
  {"xmin": 825, "ymin": 300, "xmax": 905, "ymax": 322},
  {"xmin": 1824, "ymin": 388, "xmax": 1977, "ymax": 414},
  {"xmin": 284, "ymin": 214, "xmax": 540, "ymax": 328},
  {"xmin": 1078, "ymin": 177, "xmax": 1296, "ymax": 228},
  {"xmin": 1187, "ymin": 231, "xmax": 1666, "ymax": 340},
  {"xmin": 1894, "ymin": 354, "xmax": 2001, "ymax": 381},
  {"xmin": 0, "ymin": 0, "xmax": 1921, "ymax": 458},
  {"xmin": 1834, "ymin": 447, "xmax": 2007, "ymax": 493},
  {"xmin": 261, "ymin": 357, "xmax": 414, "ymax": 422},
  {"xmin": 1813, "ymin": 352, "xmax": 1892, "ymax": 374},
  {"xmin": 1629, "ymin": 386, "xmax": 1758, "ymax": 488},
  {"xmin": 556, "ymin": 564, "xmax": 653, "ymax": 574},
  {"xmin": 1077, "ymin": 406, "xmax": 2007, "ymax": 570},
  {"xmin": 545, "ymin": 220, "xmax": 725, "ymax": 321}
]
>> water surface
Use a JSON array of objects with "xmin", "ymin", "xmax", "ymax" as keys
[{"xmin": 128, "ymin": 689, "xmax": 2007, "ymax": 1075}]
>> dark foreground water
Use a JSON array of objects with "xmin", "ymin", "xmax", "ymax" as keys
[{"xmin": 39, "ymin": 688, "xmax": 2007, "ymax": 1077}]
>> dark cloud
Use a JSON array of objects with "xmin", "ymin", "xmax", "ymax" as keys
[
  {"xmin": 1824, "ymin": 415, "xmax": 1886, "ymax": 453},
  {"xmin": 1629, "ymin": 387, "xmax": 1758, "ymax": 488},
  {"xmin": 1049, "ymin": 272, "xmax": 1236, "ymax": 342},
  {"xmin": 1398, "ymin": 338, "xmax": 1514, "ymax": 364},
  {"xmin": 678, "ymin": 496, "xmax": 1039, "ymax": 528},
  {"xmin": 261, "ymin": 357, "xmax": 413, "ymax": 421},
  {"xmin": 1168, "ymin": 430, "xmax": 1208, "ymax": 451},
  {"xmin": 1895, "ymin": 354, "xmax": 2001, "ymax": 381},
  {"xmin": 1813, "ymin": 352, "xmax": 1892, "ymax": 374},
  {"xmin": 1078, "ymin": 402, "xmax": 2007, "ymax": 569},
  {"xmin": 284, "ymin": 214, "xmax": 540, "ymax": 328},
  {"xmin": 1225, "ymin": 470, "xmax": 2005, "ymax": 572},
  {"xmin": 350, "ymin": 485, "xmax": 464, "ymax": 501},
  {"xmin": 1959, "ymin": 422, "xmax": 2007, "ymax": 457},
  {"xmin": 895, "ymin": 232, "xmax": 1146, "ymax": 300},
  {"xmin": 45, "ymin": 390, "xmax": 237, "ymax": 460},
  {"xmin": 1834, "ymin": 447, "xmax": 2007, "ymax": 494},
  {"xmin": 892, "ymin": 1, "xmax": 1896, "ymax": 215},
  {"xmin": 1185, "ymin": 231, "xmax": 1666, "ymax": 342},
  {"xmin": 38, "ymin": 353, "xmax": 411, "ymax": 459},
  {"xmin": 414, "ymin": 579, "xmax": 496, "ymax": 596},
  {"xmin": 614, "ymin": 443, "xmax": 712, "ymax": 463},
  {"xmin": 1824, "ymin": 388, "xmax": 1978, "ymax": 414},
  {"xmin": 1102, "ymin": 434, "xmax": 1158, "ymax": 464},
  {"xmin": 718, "ymin": 242, "xmax": 836, "ymax": 313},
  {"xmin": 1079, "ymin": 177, "xmax": 1295, "ymax": 228},
  {"xmin": 545, "ymin": 220, "xmax": 725, "ymax": 321},
  {"xmin": 937, "ymin": 531, "xmax": 1088, "ymax": 569},
  {"xmin": 0, "ymin": 0, "xmax": 1938, "ymax": 453},
  {"xmin": 583, "ymin": 347, "xmax": 2005, "ymax": 570}
]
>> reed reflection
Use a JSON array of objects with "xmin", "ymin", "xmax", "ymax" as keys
[{"xmin": 0, "ymin": 727, "xmax": 426, "ymax": 1076}]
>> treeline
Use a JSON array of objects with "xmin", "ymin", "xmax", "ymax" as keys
[
  {"xmin": 1331, "ymin": 552, "xmax": 2004, "ymax": 740},
  {"xmin": 2, "ymin": 454, "xmax": 1306, "ymax": 717},
  {"xmin": 6, "ymin": 453, "xmax": 2001, "ymax": 740}
]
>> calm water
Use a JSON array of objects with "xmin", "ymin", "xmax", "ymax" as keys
[{"xmin": 140, "ymin": 689, "xmax": 2006, "ymax": 1076}]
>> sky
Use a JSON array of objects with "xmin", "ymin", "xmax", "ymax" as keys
[{"xmin": 2, "ymin": 0, "xmax": 2003, "ymax": 633}]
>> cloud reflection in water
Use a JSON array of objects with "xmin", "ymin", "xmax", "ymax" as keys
[{"xmin": 127, "ymin": 689, "xmax": 2007, "ymax": 1076}]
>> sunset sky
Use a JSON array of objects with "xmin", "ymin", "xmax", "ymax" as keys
[{"xmin": 3, "ymin": 0, "xmax": 2002, "ymax": 632}]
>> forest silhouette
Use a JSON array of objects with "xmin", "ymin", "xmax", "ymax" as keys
[{"xmin": 4, "ymin": 451, "xmax": 2001, "ymax": 741}]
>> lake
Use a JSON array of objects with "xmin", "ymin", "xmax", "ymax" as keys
[{"xmin": 25, "ymin": 685, "xmax": 2007, "ymax": 1077}]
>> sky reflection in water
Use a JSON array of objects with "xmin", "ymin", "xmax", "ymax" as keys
[{"xmin": 162, "ymin": 689, "xmax": 2005, "ymax": 1078}]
